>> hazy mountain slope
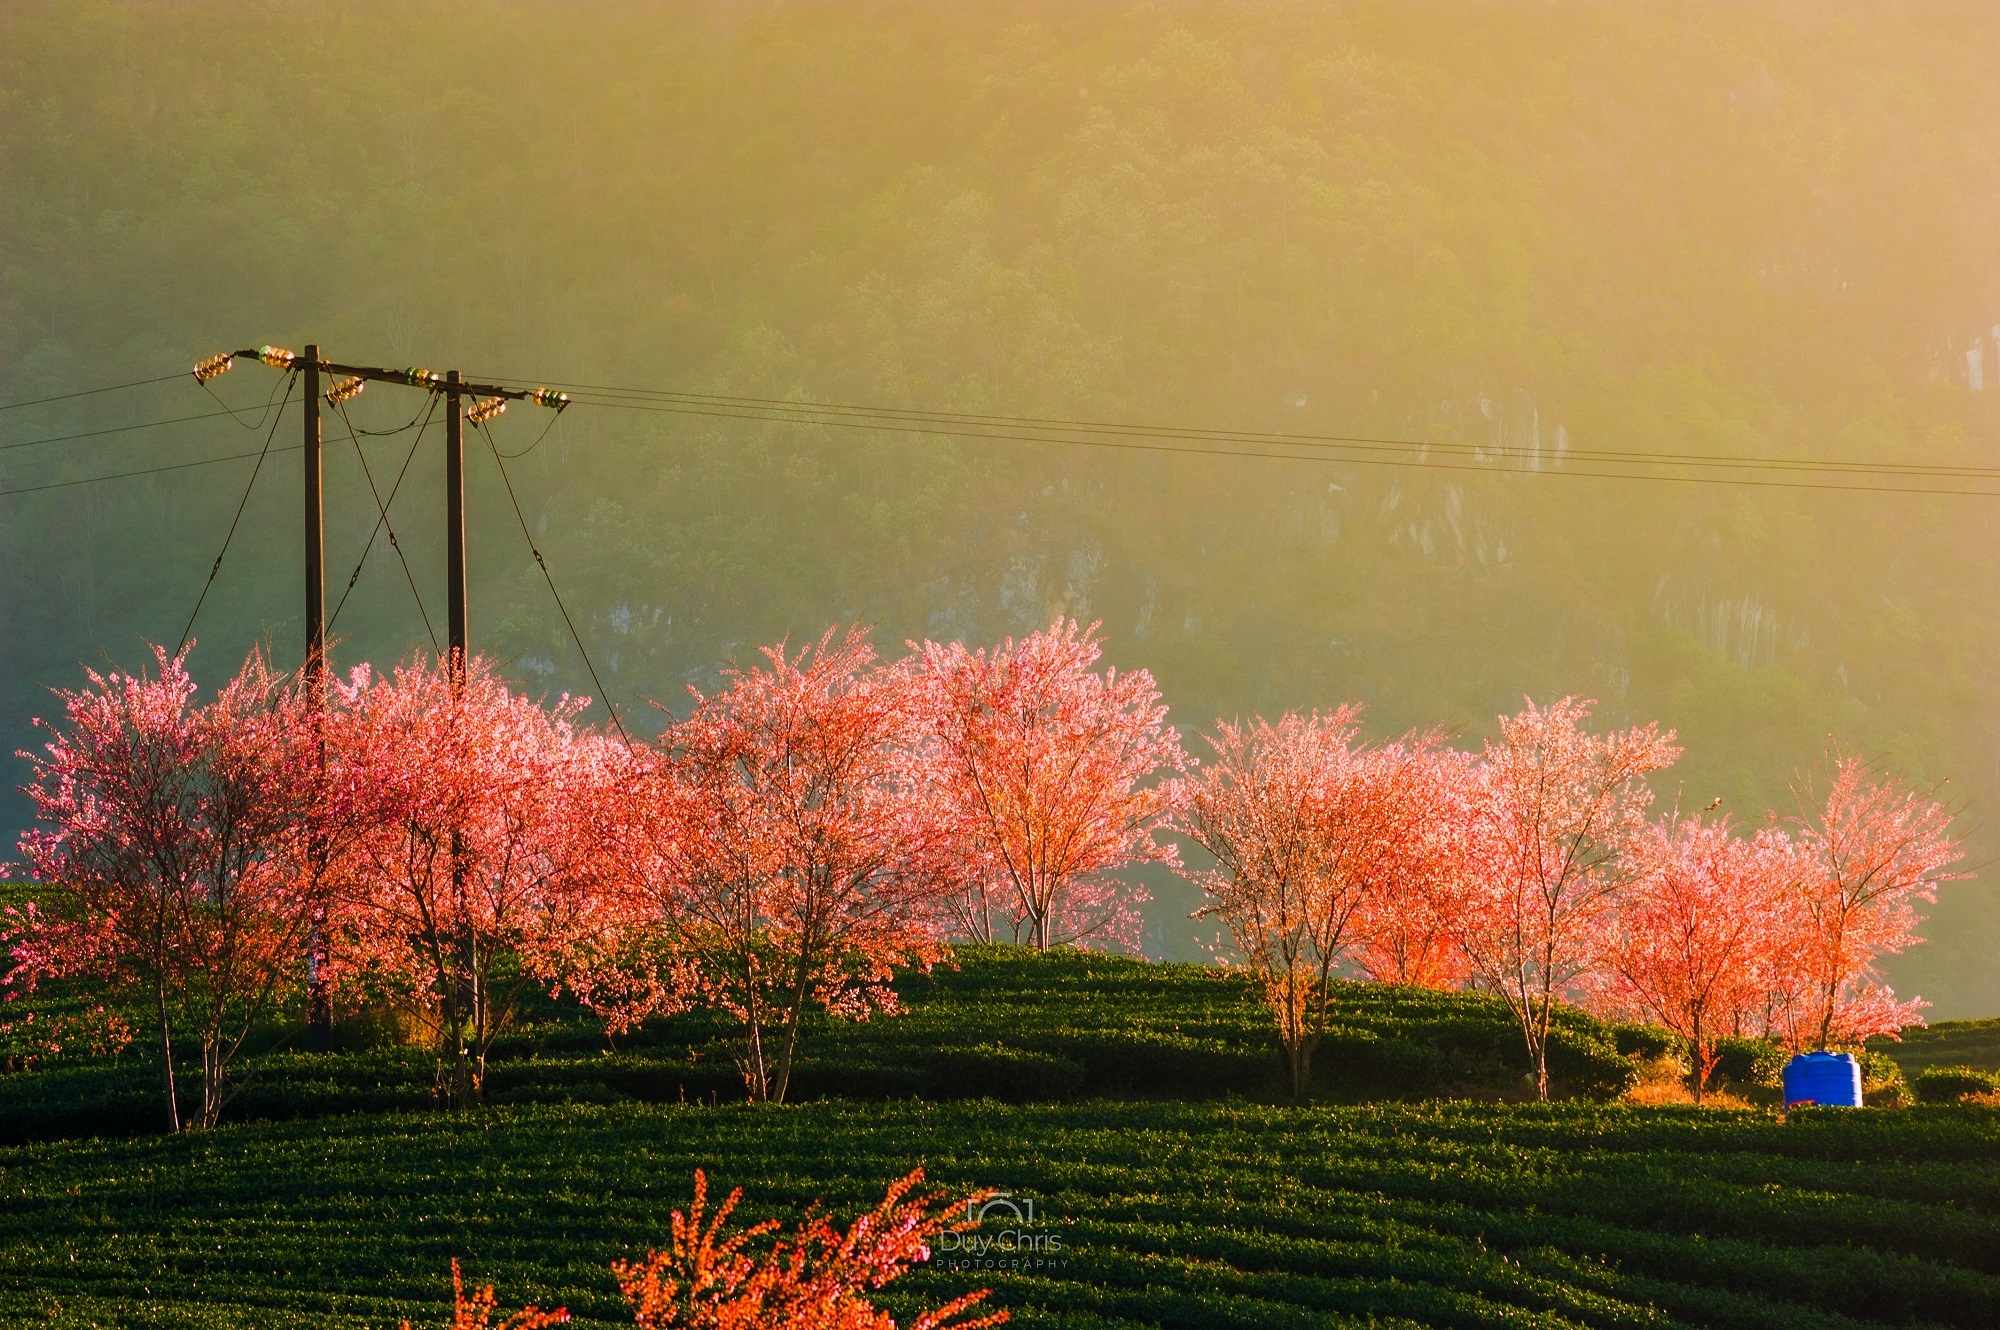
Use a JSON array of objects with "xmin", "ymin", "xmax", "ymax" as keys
[{"xmin": 3, "ymin": 1, "xmax": 1996, "ymax": 1008}]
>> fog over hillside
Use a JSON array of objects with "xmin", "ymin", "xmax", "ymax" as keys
[{"xmin": 4, "ymin": 1, "xmax": 1998, "ymax": 1010}]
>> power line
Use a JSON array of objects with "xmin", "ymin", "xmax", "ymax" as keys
[
  {"xmin": 488, "ymin": 374, "xmax": 2000, "ymax": 488},
  {"xmin": 0, "ymin": 407, "xmax": 246, "ymax": 455},
  {"xmin": 0, "ymin": 373, "xmax": 186, "ymax": 412},
  {"xmin": 198, "ymin": 369, "xmax": 294, "ymax": 431},
  {"xmin": 475, "ymin": 418, "xmax": 633, "ymax": 746},
  {"xmin": 0, "ymin": 443, "xmax": 307, "ymax": 499},
  {"xmin": 495, "ymin": 407, "xmax": 563, "ymax": 460},
  {"xmin": 544, "ymin": 393, "xmax": 2000, "ymax": 500},
  {"xmin": 176, "ymin": 372, "xmax": 298, "ymax": 654},
  {"xmin": 578, "ymin": 390, "xmax": 2000, "ymax": 482}
]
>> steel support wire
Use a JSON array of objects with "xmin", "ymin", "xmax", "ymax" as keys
[
  {"xmin": 176, "ymin": 371, "xmax": 299, "ymax": 654},
  {"xmin": 475, "ymin": 418, "xmax": 632, "ymax": 746},
  {"xmin": 326, "ymin": 396, "xmax": 441, "ymax": 652}
]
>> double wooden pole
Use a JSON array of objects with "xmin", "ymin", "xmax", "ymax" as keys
[
  {"xmin": 299, "ymin": 348, "xmax": 472, "ymax": 683},
  {"xmin": 300, "ymin": 347, "xmax": 471, "ymax": 1048}
]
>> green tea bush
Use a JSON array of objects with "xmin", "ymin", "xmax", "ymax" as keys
[
  {"xmin": 5, "ymin": 1099, "xmax": 1999, "ymax": 1329},
  {"xmin": 1914, "ymin": 1065, "xmax": 2000, "ymax": 1103},
  {"xmin": 0, "ymin": 946, "xmax": 1651, "ymax": 1144},
  {"xmin": 1858, "ymin": 1048, "xmax": 1910, "ymax": 1105},
  {"xmin": 1712, "ymin": 1036, "xmax": 1785, "ymax": 1088},
  {"xmin": 1610, "ymin": 1022, "xmax": 1679, "ymax": 1061}
]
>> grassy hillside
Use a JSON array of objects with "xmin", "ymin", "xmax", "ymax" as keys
[
  {"xmin": 1873, "ymin": 1019, "xmax": 2000, "ymax": 1077},
  {"xmin": 3, "ymin": 1098, "xmax": 1997, "ymax": 1329},
  {"xmin": 0, "ymin": 946, "xmax": 1635, "ymax": 1144}
]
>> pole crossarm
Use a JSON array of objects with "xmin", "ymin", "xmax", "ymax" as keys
[{"xmin": 204, "ymin": 347, "xmax": 569, "ymax": 410}]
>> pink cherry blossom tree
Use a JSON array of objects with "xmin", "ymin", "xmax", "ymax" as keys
[
  {"xmin": 334, "ymin": 654, "xmax": 620, "ymax": 1107},
  {"xmin": 647, "ymin": 628, "xmax": 952, "ymax": 1103},
  {"xmin": 1598, "ymin": 815, "xmax": 1785, "ymax": 1100},
  {"xmin": 8, "ymin": 646, "xmax": 318, "ymax": 1129},
  {"xmin": 911, "ymin": 619, "xmax": 1182, "ymax": 951},
  {"xmin": 1456, "ymin": 696, "xmax": 1680, "ymax": 1100},
  {"xmin": 1761, "ymin": 753, "xmax": 1962, "ymax": 1050},
  {"xmin": 1173, "ymin": 710, "xmax": 1466, "ymax": 1100}
]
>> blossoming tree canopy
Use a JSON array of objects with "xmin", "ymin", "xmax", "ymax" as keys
[
  {"xmin": 912, "ymin": 618, "xmax": 1183, "ymax": 952},
  {"xmin": 1763, "ymin": 753, "xmax": 1964, "ymax": 1051},
  {"xmin": 332, "ymin": 653, "xmax": 616, "ymax": 1107},
  {"xmin": 10, "ymin": 646, "xmax": 319, "ymax": 1130},
  {"xmin": 651, "ymin": 626, "xmax": 954, "ymax": 1103},
  {"xmin": 1457, "ymin": 696, "xmax": 1681, "ymax": 1100},
  {"xmin": 1347, "ymin": 740, "xmax": 1482, "ymax": 990}
]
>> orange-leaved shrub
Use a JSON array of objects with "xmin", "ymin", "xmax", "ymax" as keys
[
  {"xmin": 615, "ymin": 1167, "xmax": 1006, "ymax": 1330},
  {"xmin": 406, "ymin": 1170, "xmax": 1005, "ymax": 1330},
  {"xmin": 401, "ymin": 1259, "xmax": 569, "ymax": 1330}
]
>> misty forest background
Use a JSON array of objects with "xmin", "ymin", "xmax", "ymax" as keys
[{"xmin": 3, "ymin": 2, "xmax": 1998, "ymax": 1011}]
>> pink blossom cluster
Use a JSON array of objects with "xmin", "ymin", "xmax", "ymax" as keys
[
  {"xmin": 3, "ymin": 621, "xmax": 1180, "ymax": 1119},
  {"xmin": 1171, "ymin": 697, "xmax": 1962, "ymax": 1101}
]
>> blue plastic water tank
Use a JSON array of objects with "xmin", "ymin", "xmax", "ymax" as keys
[{"xmin": 1783, "ymin": 1051, "xmax": 1863, "ymax": 1107}]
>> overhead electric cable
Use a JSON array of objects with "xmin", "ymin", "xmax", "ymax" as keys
[
  {"xmin": 0, "ymin": 373, "xmax": 186, "ymax": 411},
  {"xmin": 495, "ymin": 407, "xmax": 563, "ymax": 460},
  {"xmin": 326, "ymin": 396, "xmax": 441, "ymax": 652},
  {"xmin": 342, "ymin": 400, "xmax": 438, "ymax": 437},
  {"xmin": 569, "ymin": 389, "xmax": 2000, "ymax": 481},
  {"xmin": 176, "ymin": 371, "xmax": 298, "ymax": 654},
  {"xmin": 475, "ymin": 418, "xmax": 633, "ymax": 746},
  {"xmin": 0, "ymin": 407, "xmax": 248, "ymax": 455},
  {"xmin": 490, "ymin": 375, "xmax": 2000, "ymax": 485},
  {"xmin": 547, "ymin": 394, "xmax": 2000, "ymax": 500},
  {"xmin": 0, "ymin": 444, "xmax": 308, "ymax": 499}
]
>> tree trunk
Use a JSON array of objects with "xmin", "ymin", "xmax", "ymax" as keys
[
  {"xmin": 771, "ymin": 969, "xmax": 815, "ymax": 1105},
  {"xmin": 200, "ymin": 1039, "xmax": 221, "ymax": 1128},
  {"xmin": 1689, "ymin": 1017, "xmax": 1705, "ymax": 1106},
  {"xmin": 772, "ymin": 1015, "xmax": 801, "ymax": 1105},
  {"xmin": 305, "ymin": 908, "xmax": 332, "ymax": 1053},
  {"xmin": 744, "ymin": 1019, "xmax": 769, "ymax": 1102},
  {"xmin": 155, "ymin": 983, "xmax": 180, "ymax": 1133},
  {"xmin": 1520, "ymin": 1002, "xmax": 1550, "ymax": 1102}
]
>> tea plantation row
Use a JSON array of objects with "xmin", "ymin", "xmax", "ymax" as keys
[
  {"xmin": 3, "ymin": 1097, "xmax": 1997, "ymax": 1328},
  {"xmin": 0, "ymin": 946, "xmax": 1642, "ymax": 1143}
]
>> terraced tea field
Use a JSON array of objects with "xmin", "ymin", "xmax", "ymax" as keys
[{"xmin": 3, "ymin": 1098, "xmax": 1996, "ymax": 1329}]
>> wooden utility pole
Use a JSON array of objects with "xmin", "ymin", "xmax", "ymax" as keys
[
  {"xmin": 445, "ymin": 368, "xmax": 468, "ymax": 673},
  {"xmin": 301, "ymin": 343, "xmax": 332, "ymax": 1050},
  {"xmin": 303, "ymin": 344, "xmax": 325, "ymax": 685}
]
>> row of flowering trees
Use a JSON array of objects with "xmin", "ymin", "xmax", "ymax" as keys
[
  {"xmin": 3, "ymin": 622, "xmax": 1177, "ymax": 1125},
  {"xmin": 3, "ymin": 618, "xmax": 1962, "ymax": 1126},
  {"xmin": 1177, "ymin": 699, "xmax": 1963, "ymax": 1101}
]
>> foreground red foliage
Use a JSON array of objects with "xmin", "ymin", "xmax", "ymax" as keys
[
  {"xmin": 401, "ymin": 1259, "xmax": 568, "ymax": 1330},
  {"xmin": 405, "ymin": 1172, "xmax": 1002, "ymax": 1330},
  {"xmin": 614, "ymin": 1168, "xmax": 1005, "ymax": 1330}
]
